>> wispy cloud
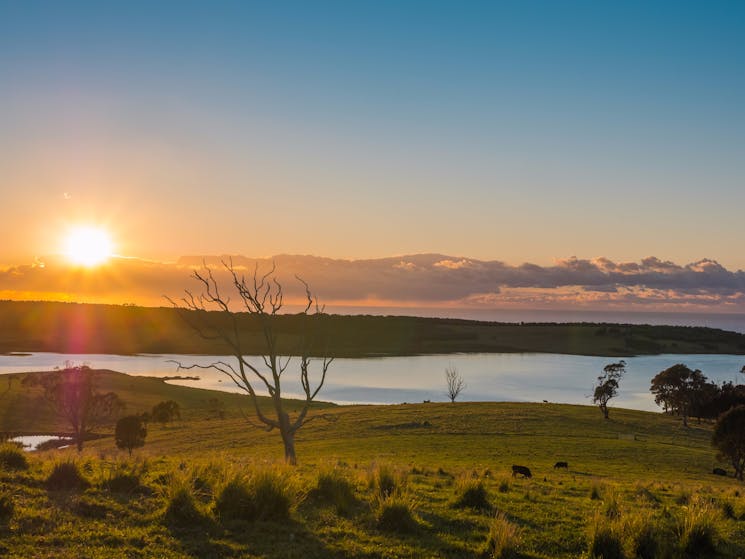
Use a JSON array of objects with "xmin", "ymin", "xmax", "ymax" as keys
[{"xmin": 2, "ymin": 254, "xmax": 744, "ymax": 311}]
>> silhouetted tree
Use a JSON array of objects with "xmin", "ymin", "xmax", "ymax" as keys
[
  {"xmin": 592, "ymin": 360, "xmax": 626, "ymax": 419},
  {"xmin": 151, "ymin": 400, "xmax": 181, "ymax": 424},
  {"xmin": 712, "ymin": 405, "xmax": 745, "ymax": 480},
  {"xmin": 115, "ymin": 415, "xmax": 147, "ymax": 456},
  {"xmin": 169, "ymin": 261, "xmax": 332, "ymax": 465},
  {"xmin": 445, "ymin": 366, "xmax": 465, "ymax": 403},
  {"xmin": 650, "ymin": 364, "xmax": 708, "ymax": 427},
  {"xmin": 22, "ymin": 364, "xmax": 124, "ymax": 451}
]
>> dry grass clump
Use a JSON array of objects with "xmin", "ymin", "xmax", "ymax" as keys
[
  {"xmin": 376, "ymin": 493, "xmax": 419, "ymax": 534},
  {"xmin": 481, "ymin": 511, "xmax": 521, "ymax": 559},
  {"xmin": 313, "ymin": 468, "xmax": 358, "ymax": 516},
  {"xmin": 677, "ymin": 499, "xmax": 721, "ymax": 558},
  {"xmin": 452, "ymin": 478, "xmax": 491, "ymax": 511},
  {"xmin": 368, "ymin": 463, "xmax": 405, "ymax": 498},
  {"xmin": 214, "ymin": 469, "xmax": 293, "ymax": 523},
  {"xmin": 46, "ymin": 461, "xmax": 90, "ymax": 491},
  {"xmin": 0, "ymin": 444, "xmax": 28, "ymax": 471}
]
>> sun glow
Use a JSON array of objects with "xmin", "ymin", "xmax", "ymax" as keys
[{"xmin": 63, "ymin": 226, "xmax": 114, "ymax": 267}]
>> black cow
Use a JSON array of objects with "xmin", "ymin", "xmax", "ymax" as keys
[
  {"xmin": 512, "ymin": 465, "xmax": 532, "ymax": 478},
  {"xmin": 554, "ymin": 461, "xmax": 568, "ymax": 469},
  {"xmin": 713, "ymin": 467, "xmax": 727, "ymax": 476}
]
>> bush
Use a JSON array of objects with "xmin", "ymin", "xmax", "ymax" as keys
[
  {"xmin": 314, "ymin": 469, "xmax": 357, "ymax": 515},
  {"xmin": 453, "ymin": 479, "xmax": 491, "ymax": 511},
  {"xmin": 214, "ymin": 470, "xmax": 292, "ymax": 524},
  {"xmin": 376, "ymin": 495, "xmax": 418, "ymax": 534},
  {"xmin": 0, "ymin": 494, "xmax": 13, "ymax": 524},
  {"xmin": 481, "ymin": 511, "xmax": 521, "ymax": 559},
  {"xmin": 0, "ymin": 444, "xmax": 28, "ymax": 471},
  {"xmin": 46, "ymin": 462, "xmax": 90, "ymax": 491}
]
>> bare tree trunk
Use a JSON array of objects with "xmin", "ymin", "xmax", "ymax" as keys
[
  {"xmin": 601, "ymin": 404, "xmax": 609, "ymax": 419},
  {"xmin": 282, "ymin": 431, "xmax": 297, "ymax": 466}
]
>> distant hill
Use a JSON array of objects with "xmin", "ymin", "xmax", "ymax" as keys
[{"xmin": 1, "ymin": 300, "xmax": 744, "ymax": 357}]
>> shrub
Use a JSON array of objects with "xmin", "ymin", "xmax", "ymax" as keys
[
  {"xmin": 376, "ymin": 494, "xmax": 418, "ymax": 534},
  {"xmin": 0, "ymin": 494, "xmax": 13, "ymax": 524},
  {"xmin": 453, "ymin": 479, "xmax": 491, "ymax": 511},
  {"xmin": 587, "ymin": 513, "xmax": 623, "ymax": 559},
  {"xmin": 481, "ymin": 511, "xmax": 521, "ymax": 559},
  {"xmin": 314, "ymin": 469, "xmax": 357, "ymax": 515},
  {"xmin": 214, "ymin": 470, "xmax": 292, "ymax": 524},
  {"xmin": 0, "ymin": 444, "xmax": 28, "ymax": 471},
  {"xmin": 46, "ymin": 462, "xmax": 90, "ymax": 491}
]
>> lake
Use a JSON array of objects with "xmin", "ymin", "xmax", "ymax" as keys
[{"xmin": 2, "ymin": 352, "xmax": 744, "ymax": 412}]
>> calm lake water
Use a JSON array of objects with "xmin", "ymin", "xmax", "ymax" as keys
[{"xmin": 2, "ymin": 352, "xmax": 744, "ymax": 412}]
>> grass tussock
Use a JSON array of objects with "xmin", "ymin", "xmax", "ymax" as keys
[
  {"xmin": 46, "ymin": 461, "xmax": 90, "ymax": 491},
  {"xmin": 0, "ymin": 444, "xmax": 29, "ymax": 471},
  {"xmin": 453, "ymin": 478, "xmax": 492, "ymax": 511},
  {"xmin": 678, "ymin": 499, "xmax": 720, "ymax": 558},
  {"xmin": 481, "ymin": 511, "xmax": 522, "ymax": 559},
  {"xmin": 369, "ymin": 463, "xmax": 405, "ymax": 499},
  {"xmin": 587, "ymin": 512, "xmax": 624, "ymax": 559},
  {"xmin": 163, "ymin": 474, "xmax": 208, "ymax": 526},
  {"xmin": 313, "ymin": 468, "xmax": 357, "ymax": 515},
  {"xmin": 622, "ymin": 510, "xmax": 661, "ymax": 559},
  {"xmin": 376, "ymin": 493, "xmax": 419, "ymax": 534},
  {"xmin": 0, "ymin": 494, "xmax": 14, "ymax": 524},
  {"xmin": 214, "ymin": 469, "xmax": 293, "ymax": 524}
]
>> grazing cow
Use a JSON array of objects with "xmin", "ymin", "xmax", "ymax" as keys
[
  {"xmin": 511, "ymin": 465, "xmax": 532, "ymax": 478},
  {"xmin": 554, "ymin": 461, "xmax": 568, "ymax": 469},
  {"xmin": 713, "ymin": 467, "xmax": 727, "ymax": 476}
]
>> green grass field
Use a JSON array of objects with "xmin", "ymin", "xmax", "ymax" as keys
[{"xmin": 1, "ymin": 372, "xmax": 744, "ymax": 558}]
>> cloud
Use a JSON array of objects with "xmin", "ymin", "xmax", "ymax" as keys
[{"xmin": 1, "ymin": 253, "xmax": 745, "ymax": 311}]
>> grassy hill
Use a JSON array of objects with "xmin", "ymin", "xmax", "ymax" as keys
[
  {"xmin": 1, "ymin": 299, "xmax": 745, "ymax": 356},
  {"xmin": 1, "ymin": 372, "xmax": 744, "ymax": 558}
]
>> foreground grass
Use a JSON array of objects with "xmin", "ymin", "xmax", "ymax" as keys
[{"xmin": 2, "ymin": 402, "xmax": 745, "ymax": 558}]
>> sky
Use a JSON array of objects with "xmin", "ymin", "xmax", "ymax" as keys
[{"xmin": 1, "ymin": 1, "xmax": 745, "ymax": 312}]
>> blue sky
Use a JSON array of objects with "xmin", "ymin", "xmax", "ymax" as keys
[{"xmin": 1, "ymin": 1, "xmax": 744, "ymax": 269}]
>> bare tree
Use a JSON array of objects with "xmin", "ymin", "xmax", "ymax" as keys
[
  {"xmin": 445, "ymin": 366, "xmax": 465, "ymax": 403},
  {"xmin": 169, "ymin": 261, "xmax": 332, "ymax": 465}
]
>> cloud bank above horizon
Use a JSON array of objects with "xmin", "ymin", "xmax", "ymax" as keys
[{"xmin": 1, "ymin": 254, "xmax": 744, "ymax": 313}]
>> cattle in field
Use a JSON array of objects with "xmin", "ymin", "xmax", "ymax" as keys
[
  {"xmin": 511, "ymin": 465, "xmax": 532, "ymax": 478},
  {"xmin": 713, "ymin": 467, "xmax": 727, "ymax": 476},
  {"xmin": 554, "ymin": 461, "xmax": 568, "ymax": 469}
]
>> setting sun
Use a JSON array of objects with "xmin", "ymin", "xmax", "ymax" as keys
[{"xmin": 63, "ymin": 226, "xmax": 114, "ymax": 267}]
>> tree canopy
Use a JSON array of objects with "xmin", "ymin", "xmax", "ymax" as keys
[
  {"xmin": 22, "ymin": 364, "xmax": 124, "ymax": 451},
  {"xmin": 592, "ymin": 360, "xmax": 626, "ymax": 419},
  {"xmin": 712, "ymin": 405, "xmax": 745, "ymax": 480}
]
